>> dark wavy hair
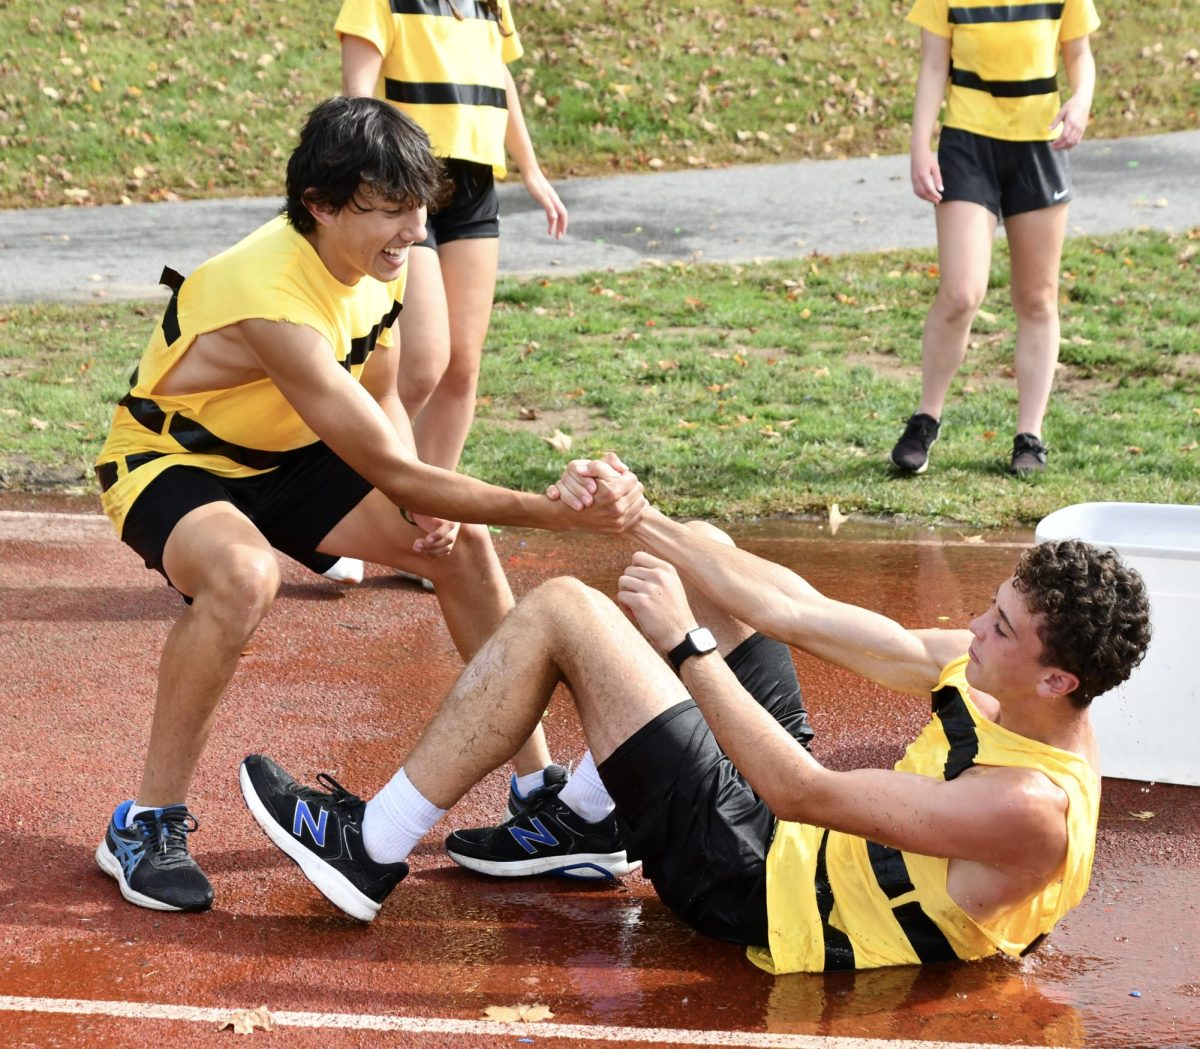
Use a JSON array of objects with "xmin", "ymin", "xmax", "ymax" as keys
[
  {"xmin": 284, "ymin": 96, "xmax": 451, "ymax": 234},
  {"xmin": 1012, "ymin": 540, "xmax": 1151, "ymax": 707}
]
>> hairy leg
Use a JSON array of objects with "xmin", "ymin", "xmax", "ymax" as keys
[
  {"xmin": 404, "ymin": 577, "xmax": 689, "ymax": 808},
  {"xmin": 139, "ymin": 502, "xmax": 281, "ymax": 804},
  {"xmin": 1005, "ymin": 204, "xmax": 1069, "ymax": 437}
]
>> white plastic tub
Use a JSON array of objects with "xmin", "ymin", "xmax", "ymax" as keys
[{"xmin": 1035, "ymin": 502, "xmax": 1200, "ymax": 786}]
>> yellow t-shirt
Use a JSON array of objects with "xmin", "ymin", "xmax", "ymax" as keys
[
  {"xmin": 335, "ymin": 0, "xmax": 523, "ymax": 176},
  {"xmin": 748, "ymin": 656, "xmax": 1100, "ymax": 974},
  {"xmin": 95, "ymin": 215, "xmax": 405, "ymax": 534},
  {"xmin": 907, "ymin": 0, "xmax": 1100, "ymax": 141}
]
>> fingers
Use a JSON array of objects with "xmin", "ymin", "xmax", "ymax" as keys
[{"xmin": 412, "ymin": 517, "xmax": 459, "ymax": 557}]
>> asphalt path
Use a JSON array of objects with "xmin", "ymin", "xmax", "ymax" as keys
[{"xmin": 1, "ymin": 129, "xmax": 1198, "ymax": 304}]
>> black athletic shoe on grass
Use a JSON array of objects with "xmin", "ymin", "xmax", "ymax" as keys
[
  {"xmin": 448, "ymin": 787, "xmax": 638, "ymax": 881},
  {"xmin": 504, "ymin": 763, "xmax": 569, "ymax": 820},
  {"xmin": 1009, "ymin": 432, "xmax": 1048, "ymax": 476},
  {"xmin": 96, "ymin": 801, "xmax": 214, "ymax": 912},
  {"xmin": 890, "ymin": 412, "xmax": 941, "ymax": 474},
  {"xmin": 239, "ymin": 754, "xmax": 408, "ymax": 922}
]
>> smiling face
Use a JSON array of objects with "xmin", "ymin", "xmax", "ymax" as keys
[
  {"xmin": 965, "ymin": 577, "xmax": 1056, "ymax": 702},
  {"xmin": 305, "ymin": 184, "xmax": 427, "ymax": 286}
]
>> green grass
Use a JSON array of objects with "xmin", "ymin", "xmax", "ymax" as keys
[
  {"xmin": 2, "ymin": 1, "xmax": 1197, "ymax": 208},
  {"xmin": 3, "ymin": 230, "xmax": 1197, "ymax": 527}
]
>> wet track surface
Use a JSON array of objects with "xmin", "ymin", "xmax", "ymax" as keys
[{"xmin": 1, "ymin": 498, "xmax": 1197, "ymax": 1048}]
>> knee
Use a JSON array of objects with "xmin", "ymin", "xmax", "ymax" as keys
[
  {"xmin": 439, "ymin": 345, "xmax": 482, "ymax": 393},
  {"xmin": 934, "ymin": 282, "xmax": 986, "ymax": 323},
  {"xmin": 525, "ymin": 576, "xmax": 609, "ymax": 630},
  {"xmin": 1011, "ymin": 283, "xmax": 1059, "ymax": 324},
  {"xmin": 193, "ymin": 550, "xmax": 280, "ymax": 637}
]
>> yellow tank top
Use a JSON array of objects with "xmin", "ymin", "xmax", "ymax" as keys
[
  {"xmin": 907, "ymin": 0, "xmax": 1100, "ymax": 142},
  {"xmin": 748, "ymin": 655, "xmax": 1099, "ymax": 974},
  {"xmin": 95, "ymin": 215, "xmax": 405, "ymax": 535},
  {"xmin": 335, "ymin": 0, "xmax": 523, "ymax": 177}
]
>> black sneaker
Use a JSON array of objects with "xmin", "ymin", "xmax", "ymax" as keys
[
  {"xmin": 238, "ymin": 754, "xmax": 408, "ymax": 922},
  {"xmin": 95, "ymin": 801, "xmax": 214, "ymax": 912},
  {"xmin": 504, "ymin": 763, "xmax": 569, "ymax": 820},
  {"xmin": 447, "ymin": 787, "xmax": 638, "ymax": 881},
  {"xmin": 1010, "ymin": 432, "xmax": 1048, "ymax": 476},
  {"xmin": 890, "ymin": 413, "xmax": 941, "ymax": 474}
]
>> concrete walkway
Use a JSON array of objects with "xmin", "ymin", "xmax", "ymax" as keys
[{"xmin": 1, "ymin": 129, "xmax": 1198, "ymax": 304}]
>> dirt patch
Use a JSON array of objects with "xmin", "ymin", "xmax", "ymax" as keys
[
  {"xmin": 0, "ymin": 455, "xmax": 92, "ymax": 494},
  {"xmin": 480, "ymin": 403, "xmax": 603, "ymax": 438}
]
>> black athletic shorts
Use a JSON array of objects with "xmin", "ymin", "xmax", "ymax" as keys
[
  {"xmin": 121, "ymin": 442, "xmax": 373, "ymax": 591},
  {"xmin": 938, "ymin": 126, "xmax": 1072, "ymax": 219},
  {"xmin": 597, "ymin": 632, "xmax": 813, "ymax": 948},
  {"xmin": 419, "ymin": 158, "xmax": 500, "ymax": 249}
]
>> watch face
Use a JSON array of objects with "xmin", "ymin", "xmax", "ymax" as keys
[{"xmin": 690, "ymin": 627, "xmax": 717, "ymax": 653}]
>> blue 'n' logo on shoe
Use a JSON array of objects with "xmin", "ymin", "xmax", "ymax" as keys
[
  {"xmin": 509, "ymin": 817, "xmax": 558, "ymax": 855},
  {"xmin": 292, "ymin": 800, "xmax": 328, "ymax": 847}
]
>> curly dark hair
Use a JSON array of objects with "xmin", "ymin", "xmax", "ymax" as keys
[
  {"xmin": 284, "ymin": 97, "xmax": 451, "ymax": 234},
  {"xmin": 1012, "ymin": 540, "xmax": 1152, "ymax": 707}
]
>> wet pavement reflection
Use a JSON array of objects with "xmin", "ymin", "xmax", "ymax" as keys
[{"xmin": 1, "ymin": 496, "xmax": 1197, "ymax": 1048}]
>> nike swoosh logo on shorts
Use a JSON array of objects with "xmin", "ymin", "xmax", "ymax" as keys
[{"xmin": 1053, "ymin": 189, "xmax": 1069, "ymax": 200}]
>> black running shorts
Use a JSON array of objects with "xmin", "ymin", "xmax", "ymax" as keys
[
  {"xmin": 938, "ymin": 126, "xmax": 1071, "ymax": 219},
  {"xmin": 120, "ymin": 442, "xmax": 373, "ymax": 590},
  {"xmin": 597, "ymin": 633, "xmax": 812, "ymax": 947},
  {"xmin": 418, "ymin": 158, "xmax": 500, "ymax": 249}
]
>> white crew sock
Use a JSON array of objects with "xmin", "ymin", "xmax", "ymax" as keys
[
  {"xmin": 513, "ymin": 769, "xmax": 546, "ymax": 799},
  {"xmin": 362, "ymin": 767, "xmax": 446, "ymax": 865},
  {"xmin": 557, "ymin": 751, "xmax": 615, "ymax": 823},
  {"xmin": 125, "ymin": 802, "xmax": 162, "ymax": 828}
]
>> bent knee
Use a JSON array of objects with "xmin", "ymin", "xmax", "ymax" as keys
[
  {"xmin": 935, "ymin": 284, "xmax": 987, "ymax": 320},
  {"xmin": 191, "ymin": 550, "xmax": 280, "ymax": 623}
]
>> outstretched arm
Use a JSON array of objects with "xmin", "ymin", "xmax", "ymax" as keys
[
  {"xmin": 503, "ymin": 67, "xmax": 568, "ymax": 239},
  {"xmin": 619, "ymin": 555, "xmax": 1067, "ymax": 878},
  {"xmin": 240, "ymin": 319, "xmax": 644, "ymax": 534},
  {"xmin": 631, "ymin": 509, "xmax": 969, "ymax": 696}
]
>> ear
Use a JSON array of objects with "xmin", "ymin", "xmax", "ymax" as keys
[
  {"xmin": 302, "ymin": 189, "xmax": 337, "ymax": 227},
  {"xmin": 1037, "ymin": 668, "xmax": 1080, "ymax": 701}
]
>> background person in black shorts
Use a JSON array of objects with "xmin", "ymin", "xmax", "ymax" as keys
[
  {"xmin": 239, "ymin": 512, "xmax": 1149, "ymax": 974},
  {"xmin": 890, "ymin": 0, "xmax": 1099, "ymax": 477}
]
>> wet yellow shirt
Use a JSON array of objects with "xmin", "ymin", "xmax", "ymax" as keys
[
  {"xmin": 749, "ymin": 656, "xmax": 1099, "ymax": 974},
  {"xmin": 907, "ymin": 0, "xmax": 1100, "ymax": 142},
  {"xmin": 95, "ymin": 215, "xmax": 404, "ymax": 535},
  {"xmin": 336, "ymin": 0, "xmax": 523, "ymax": 177}
]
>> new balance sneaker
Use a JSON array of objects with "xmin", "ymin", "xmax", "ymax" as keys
[
  {"xmin": 447, "ymin": 788, "xmax": 638, "ymax": 881},
  {"xmin": 889, "ymin": 413, "xmax": 941, "ymax": 474},
  {"xmin": 504, "ymin": 763, "xmax": 569, "ymax": 820},
  {"xmin": 239, "ymin": 754, "xmax": 408, "ymax": 922},
  {"xmin": 95, "ymin": 801, "xmax": 214, "ymax": 912},
  {"xmin": 1010, "ymin": 432, "xmax": 1048, "ymax": 476}
]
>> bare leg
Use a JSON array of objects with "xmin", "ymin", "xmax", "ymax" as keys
[
  {"xmin": 412, "ymin": 237, "xmax": 499, "ymax": 470},
  {"xmin": 137, "ymin": 503, "xmax": 281, "ymax": 805},
  {"xmin": 916, "ymin": 201, "xmax": 997, "ymax": 420},
  {"xmin": 318, "ymin": 491, "xmax": 552, "ymax": 774},
  {"xmin": 395, "ymin": 245, "xmax": 450, "ymax": 423},
  {"xmin": 1005, "ymin": 204, "xmax": 1069, "ymax": 437},
  {"xmin": 404, "ymin": 577, "xmax": 689, "ymax": 808}
]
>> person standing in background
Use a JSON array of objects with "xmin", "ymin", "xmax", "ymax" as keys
[{"xmin": 890, "ymin": 0, "xmax": 1098, "ymax": 477}]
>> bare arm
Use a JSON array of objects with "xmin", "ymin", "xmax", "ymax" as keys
[
  {"xmin": 630, "ymin": 510, "xmax": 969, "ymax": 695},
  {"xmin": 618, "ymin": 555, "xmax": 1067, "ymax": 877},
  {"xmin": 503, "ymin": 67, "xmax": 568, "ymax": 238},
  {"xmin": 240, "ymin": 318, "xmax": 643, "ymax": 532},
  {"xmin": 341, "ymin": 34, "xmax": 384, "ymax": 96},
  {"xmin": 1051, "ymin": 34, "xmax": 1095, "ymax": 150},
  {"xmin": 911, "ymin": 29, "xmax": 951, "ymax": 203}
]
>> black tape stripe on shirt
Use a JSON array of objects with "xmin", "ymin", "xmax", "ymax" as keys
[
  {"xmin": 815, "ymin": 830, "xmax": 857, "ymax": 970},
  {"xmin": 866, "ymin": 840, "xmax": 960, "ymax": 963},
  {"xmin": 385, "ymin": 79, "xmax": 507, "ymax": 109},
  {"xmin": 389, "ymin": 0, "xmax": 500, "ymax": 20},
  {"xmin": 950, "ymin": 68, "xmax": 1059, "ymax": 99},
  {"xmin": 932, "ymin": 683, "xmax": 980, "ymax": 780},
  {"xmin": 948, "ymin": 3, "xmax": 1064, "ymax": 24}
]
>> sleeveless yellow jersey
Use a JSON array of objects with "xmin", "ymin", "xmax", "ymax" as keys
[
  {"xmin": 907, "ymin": 0, "xmax": 1100, "ymax": 142},
  {"xmin": 748, "ymin": 655, "xmax": 1099, "ymax": 974},
  {"xmin": 335, "ymin": 0, "xmax": 523, "ymax": 177},
  {"xmin": 95, "ymin": 215, "xmax": 405, "ymax": 535}
]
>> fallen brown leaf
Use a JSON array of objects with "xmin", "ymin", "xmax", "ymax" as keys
[
  {"xmin": 542, "ymin": 429, "xmax": 573, "ymax": 453},
  {"xmin": 483, "ymin": 1003, "xmax": 555, "ymax": 1023},
  {"xmin": 217, "ymin": 1005, "xmax": 273, "ymax": 1035}
]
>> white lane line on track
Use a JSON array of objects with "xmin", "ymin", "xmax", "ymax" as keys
[{"xmin": 0, "ymin": 996, "xmax": 1054, "ymax": 1048}]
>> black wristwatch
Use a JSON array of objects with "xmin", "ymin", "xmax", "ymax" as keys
[{"xmin": 667, "ymin": 627, "xmax": 718, "ymax": 672}]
